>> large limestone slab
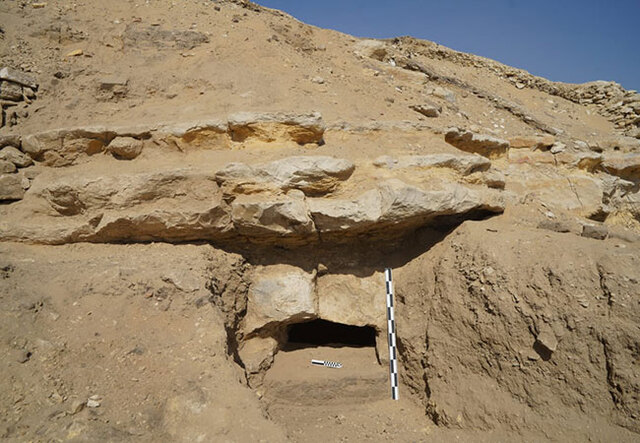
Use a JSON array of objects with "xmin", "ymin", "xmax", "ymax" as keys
[
  {"xmin": 309, "ymin": 179, "xmax": 504, "ymax": 235},
  {"xmin": 216, "ymin": 156, "xmax": 354, "ymax": 196},
  {"xmin": 230, "ymin": 192, "xmax": 315, "ymax": 239},
  {"xmin": 317, "ymin": 273, "xmax": 385, "ymax": 329},
  {"xmin": 445, "ymin": 127, "xmax": 510, "ymax": 158},
  {"xmin": 373, "ymin": 153, "xmax": 491, "ymax": 176},
  {"xmin": 243, "ymin": 265, "xmax": 316, "ymax": 334},
  {"xmin": 87, "ymin": 202, "xmax": 231, "ymax": 243},
  {"xmin": 38, "ymin": 170, "xmax": 219, "ymax": 215}
]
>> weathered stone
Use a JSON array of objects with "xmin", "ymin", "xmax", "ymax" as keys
[
  {"xmin": 227, "ymin": 112, "xmax": 324, "ymax": 145},
  {"xmin": 428, "ymin": 86, "xmax": 456, "ymax": 103},
  {"xmin": 581, "ymin": 224, "xmax": 608, "ymax": 240},
  {"xmin": 107, "ymin": 136, "xmax": 143, "ymax": 160},
  {"xmin": 508, "ymin": 149, "xmax": 555, "ymax": 165},
  {"xmin": 23, "ymin": 87, "xmax": 36, "ymax": 99},
  {"xmin": 464, "ymin": 169, "xmax": 506, "ymax": 189},
  {"xmin": 507, "ymin": 173, "xmax": 604, "ymax": 218},
  {"xmin": 410, "ymin": 103, "xmax": 441, "ymax": 118},
  {"xmin": 508, "ymin": 135, "xmax": 555, "ymax": 150},
  {"xmin": 230, "ymin": 194, "xmax": 314, "ymax": 239},
  {"xmin": 445, "ymin": 127, "xmax": 509, "ymax": 158},
  {"xmin": 238, "ymin": 336, "xmax": 278, "ymax": 380},
  {"xmin": 556, "ymin": 152, "xmax": 602, "ymax": 172},
  {"xmin": 22, "ymin": 127, "xmax": 113, "ymax": 165},
  {"xmin": 309, "ymin": 179, "xmax": 504, "ymax": 236},
  {"xmin": 0, "ymin": 67, "xmax": 37, "ymax": 89},
  {"xmin": 68, "ymin": 399, "xmax": 86, "ymax": 415},
  {"xmin": 243, "ymin": 265, "xmax": 316, "ymax": 333},
  {"xmin": 317, "ymin": 273, "xmax": 385, "ymax": 328},
  {"xmin": 373, "ymin": 153, "xmax": 491, "ymax": 176},
  {"xmin": 0, "ymin": 146, "xmax": 33, "ymax": 167},
  {"xmin": 538, "ymin": 219, "xmax": 573, "ymax": 234},
  {"xmin": 0, "ymin": 134, "xmax": 20, "ymax": 148},
  {"xmin": 217, "ymin": 156, "xmax": 355, "ymax": 196},
  {"xmin": 99, "ymin": 76, "xmax": 128, "ymax": 90},
  {"xmin": 0, "ymin": 174, "xmax": 25, "ymax": 200},
  {"xmin": 39, "ymin": 170, "xmax": 219, "ymax": 214},
  {"xmin": 535, "ymin": 327, "xmax": 558, "ymax": 354},
  {"xmin": 0, "ymin": 159, "xmax": 16, "ymax": 173},
  {"xmin": 88, "ymin": 201, "xmax": 231, "ymax": 243},
  {"xmin": 0, "ymin": 81, "xmax": 22, "ymax": 101},
  {"xmin": 260, "ymin": 156, "xmax": 354, "ymax": 195},
  {"xmin": 550, "ymin": 142, "xmax": 566, "ymax": 154},
  {"xmin": 601, "ymin": 153, "xmax": 640, "ymax": 181}
]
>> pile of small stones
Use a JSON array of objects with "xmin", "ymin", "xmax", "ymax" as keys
[{"xmin": 0, "ymin": 67, "xmax": 38, "ymax": 128}]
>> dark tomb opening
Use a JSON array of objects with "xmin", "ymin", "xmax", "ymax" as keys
[{"xmin": 286, "ymin": 319, "xmax": 376, "ymax": 349}]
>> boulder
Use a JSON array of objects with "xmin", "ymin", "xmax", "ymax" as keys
[
  {"xmin": 0, "ymin": 146, "xmax": 33, "ymax": 167},
  {"xmin": 581, "ymin": 224, "xmax": 608, "ymax": 240},
  {"xmin": 0, "ymin": 81, "xmax": 23, "ymax": 101},
  {"xmin": 464, "ymin": 169, "xmax": 506, "ymax": 189},
  {"xmin": 106, "ymin": 136, "xmax": 144, "ymax": 160},
  {"xmin": 242, "ymin": 265, "xmax": 316, "ymax": 334},
  {"xmin": 445, "ymin": 127, "xmax": 509, "ymax": 158},
  {"xmin": 227, "ymin": 111, "xmax": 324, "ymax": 145},
  {"xmin": 373, "ymin": 153, "xmax": 491, "ymax": 176},
  {"xmin": 0, "ymin": 134, "xmax": 20, "ymax": 148},
  {"xmin": 508, "ymin": 135, "xmax": 555, "ymax": 150},
  {"xmin": 410, "ymin": 103, "xmax": 441, "ymax": 118},
  {"xmin": 601, "ymin": 153, "xmax": 640, "ymax": 182},
  {"xmin": 0, "ymin": 159, "xmax": 16, "ymax": 173},
  {"xmin": 0, "ymin": 174, "xmax": 25, "ymax": 200},
  {"xmin": 0, "ymin": 67, "xmax": 37, "ymax": 89}
]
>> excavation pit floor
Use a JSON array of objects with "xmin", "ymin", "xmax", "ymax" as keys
[{"xmin": 261, "ymin": 346, "xmax": 433, "ymax": 441}]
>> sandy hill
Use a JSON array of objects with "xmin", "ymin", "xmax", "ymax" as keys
[{"xmin": 0, "ymin": 0, "xmax": 639, "ymax": 441}]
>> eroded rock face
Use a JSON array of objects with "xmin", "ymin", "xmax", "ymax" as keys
[
  {"xmin": 228, "ymin": 111, "xmax": 324, "ymax": 145},
  {"xmin": 445, "ymin": 127, "xmax": 510, "ymax": 158},
  {"xmin": 242, "ymin": 265, "xmax": 316, "ymax": 334},
  {"xmin": 0, "ymin": 155, "xmax": 505, "ymax": 245}
]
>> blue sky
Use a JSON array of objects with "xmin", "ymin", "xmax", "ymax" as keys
[{"xmin": 257, "ymin": 0, "xmax": 640, "ymax": 91}]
